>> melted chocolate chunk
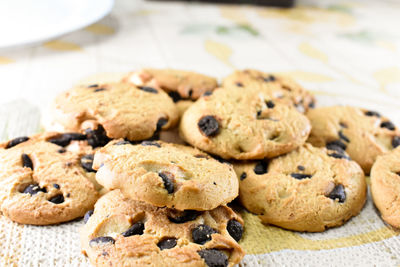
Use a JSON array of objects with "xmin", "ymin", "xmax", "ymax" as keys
[
  {"xmin": 198, "ymin": 249, "xmax": 228, "ymax": 267},
  {"xmin": 240, "ymin": 172, "xmax": 247, "ymax": 180},
  {"xmin": 23, "ymin": 184, "xmax": 46, "ymax": 195},
  {"xmin": 253, "ymin": 161, "xmax": 268, "ymax": 175},
  {"xmin": 308, "ymin": 101, "xmax": 315, "ymax": 109},
  {"xmin": 49, "ymin": 194, "xmax": 64, "ymax": 204},
  {"xmin": 6, "ymin": 136, "xmax": 29, "ymax": 149},
  {"xmin": 21, "ymin": 153, "xmax": 33, "ymax": 169},
  {"xmin": 89, "ymin": 236, "xmax": 115, "ymax": 246},
  {"xmin": 381, "ymin": 121, "xmax": 396, "ymax": 131},
  {"xmin": 168, "ymin": 210, "xmax": 201, "ymax": 224},
  {"xmin": 192, "ymin": 224, "xmax": 217, "ymax": 244},
  {"xmin": 392, "ymin": 136, "xmax": 400, "ymax": 148},
  {"xmin": 338, "ymin": 131, "xmax": 350, "ymax": 143},
  {"xmin": 227, "ymin": 219, "xmax": 243, "ymax": 242},
  {"xmin": 87, "ymin": 84, "xmax": 99, "ymax": 88},
  {"xmin": 168, "ymin": 91, "xmax": 181, "ymax": 102},
  {"xmin": 158, "ymin": 172, "xmax": 175, "ymax": 194},
  {"xmin": 203, "ymin": 91, "xmax": 213, "ymax": 97},
  {"xmin": 157, "ymin": 238, "xmax": 177, "ymax": 250},
  {"xmin": 263, "ymin": 75, "xmax": 276, "ymax": 82},
  {"xmin": 198, "ymin": 116, "xmax": 220, "ymax": 137},
  {"xmin": 94, "ymin": 88, "xmax": 106, "ymax": 92},
  {"xmin": 290, "ymin": 173, "xmax": 312, "ymax": 180},
  {"xmin": 141, "ymin": 141, "xmax": 161, "ymax": 148},
  {"xmin": 364, "ymin": 110, "xmax": 381, "ymax": 117},
  {"xmin": 122, "ymin": 222, "xmax": 145, "ymax": 237},
  {"xmin": 84, "ymin": 210, "xmax": 93, "ymax": 223},
  {"xmin": 266, "ymin": 100, "xmax": 275, "ymax": 109},
  {"xmin": 327, "ymin": 184, "xmax": 346, "ymax": 203},
  {"xmin": 57, "ymin": 148, "xmax": 66, "ymax": 153},
  {"xmin": 48, "ymin": 133, "xmax": 86, "ymax": 147},
  {"xmin": 326, "ymin": 140, "xmax": 346, "ymax": 152},
  {"xmin": 328, "ymin": 153, "xmax": 350, "ymax": 160},
  {"xmin": 85, "ymin": 126, "xmax": 110, "ymax": 148},
  {"xmin": 81, "ymin": 154, "xmax": 95, "ymax": 172},
  {"xmin": 138, "ymin": 86, "xmax": 158, "ymax": 94}
]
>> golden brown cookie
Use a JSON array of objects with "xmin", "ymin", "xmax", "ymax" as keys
[
  {"xmin": 371, "ymin": 147, "xmax": 400, "ymax": 228},
  {"xmin": 93, "ymin": 140, "xmax": 238, "ymax": 211},
  {"xmin": 81, "ymin": 190, "xmax": 245, "ymax": 267},
  {"xmin": 180, "ymin": 87, "xmax": 311, "ymax": 160},
  {"xmin": 44, "ymin": 82, "xmax": 179, "ymax": 142},
  {"xmin": 123, "ymin": 68, "xmax": 218, "ymax": 102},
  {"xmin": 0, "ymin": 132, "xmax": 100, "ymax": 225},
  {"xmin": 306, "ymin": 106, "xmax": 400, "ymax": 174},
  {"xmin": 233, "ymin": 143, "xmax": 366, "ymax": 232},
  {"xmin": 223, "ymin": 69, "xmax": 315, "ymax": 113}
]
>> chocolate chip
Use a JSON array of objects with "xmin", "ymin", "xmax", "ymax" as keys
[
  {"xmin": 48, "ymin": 133, "xmax": 86, "ymax": 147},
  {"xmin": 138, "ymin": 86, "xmax": 158, "ymax": 94},
  {"xmin": 297, "ymin": 165, "xmax": 305, "ymax": 171},
  {"xmin": 290, "ymin": 173, "xmax": 312, "ymax": 180},
  {"xmin": 188, "ymin": 89, "xmax": 193, "ymax": 98},
  {"xmin": 328, "ymin": 153, "xmax": 350, "ymax": 160},
  {"xmin": 198, "ymin": 116, "xmax": 220, "ymax": 137},
  {"xmin": 87, "ymin": 84, "xmax": 99, "ymax": 88},
  {"xmin": 266, "ymin": 100, "xmax": 275, "ymax": 108},
  {"xmin": 308, "ymin": 101, "xmax": 315, "ymax": 109},
  {"xmin": 66, "ymin": 193, "xmax": 70, "ymax": 198},
  {"xmin": 156, "ymin": 118, "xmax": 168, "ymax": 132},
  {"xmin": 192, "ymin": 224, "xmax": 217, "ymax": 244},
  {"xmin": 194, "ymin": 154, "xmax": 209, "ymax": 159},
  {"xmin": 49, "ymin": 194, "xmax": 64, "ymax": 204},
  {"xmin": 122, "ymin": 222, "xmax": 144, "ymax": 237},
  {"xmin": 21, "ymin": 153, "xmax": 33, "ymax": 169},
  {"xmin": 235, "ymin": 82, "xmax": 243, "ymax": 87},
  {"xmin": 53, "ymin": 184, "xmax": 60, "ymax": 189},
  {"xmin": 94, "ymin": 88, "xmax": 106, "ymax": 92},
  {"xmin": 365, "ymin": 110, "xmax": 381, "ymax": 117},
  {"xmin": 168, "ymin": 91, "xmax": 181, "ymax": 102},
  {"xmin": 6, "ymin": 136, "xmax": 29, "ymax": 148},
  {"xmin": 254, "ymin": 161, "xmax": 268, "ymax": 175},
  {"xmin": 85, "ymin": 126, "xmax": 110, "ymax": 148},
  {"xmin": 157, "ymin": 238, "xmax": 177, "ymax": 250},
  {"xmin": 23, "ymin": 184, "xmax": 46, "ymax": 195},
  {"xmin": 381, "ymin": 121, "xmax": 396, "ymax": 131},
  {"xmin": 227, "ymin": 219, "xmax": 243, "ymax": 242},
  {"xmin": 57, "ymin": 148, "xmax": 66, "ymax": 153},
  {"xmin": 263, "ymin": 75, "xmax": 276, "ymax": 82},
  {"xmin": 198, "ymin": 249, "xmax": 228, "ymax": 267},
  {"xmin": 203, "ymin": 91, "xmax": 213, "ymax": 97},
  {"xmin": 141, "ymin": 141, "xmax": 161, "ymax": 148},
  {"xmin": 158, "ymin": 172, "xmax": 175, "ymax": 194},
  {"xmin": 327, "ymin": 184, "xmax": 346, "ymax": 203},
  {"xmin": 392, "ymin": 136, "xmax": 400, "ymax": 148},
  {"xmin": 89, "ymin": 236, "xmax": 115, "ymax": 247},
  {"xmin": 114, "ymin": 140, "xmax": 131, "ymax": 145},
  {"xmin": 168, "ymin": 210, "xmax": 201, "ymax": 224},
  {"xmin": 240, "ymin": 172, "xmax": 247, "ymax": 180},
  {"xmin": 339, "ymin": 122, "xmax": 348, "ymax": 128},
  {"xmin": 84, "ymin": 210, "xmax": 93, "ymax": 223},
  {"xmin": 326, "ymin": 140, "xmax": 346, "ymax": 152},
  {"xmin": 81, "ymin": 154, "xmax": 95, "ymax": 172},
  {"xmin": 338, "ymin": 131, "xmax": 350, "ymax": 143}
]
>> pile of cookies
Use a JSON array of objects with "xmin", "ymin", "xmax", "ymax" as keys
[{"xmin": 0, "ymin": 68, "xmax": 399, "ymax": 266}]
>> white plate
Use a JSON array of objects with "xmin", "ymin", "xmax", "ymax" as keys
[{"xmin": 0, "ymin": 0, "xmax": 114, "ymax": 49}]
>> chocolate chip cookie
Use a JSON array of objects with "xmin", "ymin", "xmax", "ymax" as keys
[
  {"xmin": 93, "ymin": 140, "xmax": 238, "ymax": 211},
  {"xmin": 44, "ymin": 82, "xmax": 179, "ymax": 142},
  {"xmin": 223, "ymin": 69, "xmax": 315, "ymax": 113},
  {"xmin": 0, "ymin": 132, "xmax": 100, "ymax": 225},
  {"xmin": 371, "ymin": 147, "xmax": 400, "ymax": 228},
  {"xmin": 306, "ymin": 106, "xmax": 400, "ymax": 173},
  {"xmin": 180, "ymin": 87, "xmax": 311, "ymax": 160},
  {"xmin": 234, "ymin": 143, "xmax": 366, "ymax": 232},
  {"xmin": 123, "ymin": 68, "xmax": 218, "ymax": 102},
  {"xmin": 81, "ymin": 190, "xmax": 244, "ymax": 267}
]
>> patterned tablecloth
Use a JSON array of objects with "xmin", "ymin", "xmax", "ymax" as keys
[{"xmin": 1, "ymin": 0, "xmax": 400, "ymax": 266}]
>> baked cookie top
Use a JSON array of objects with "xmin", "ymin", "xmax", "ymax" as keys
[
  {"xmin": 179, "ymin": 87, "xmax": 311, "ymax": 160},
  {"xmin": 306, "ymin": 105, "xmax": 400, "ymax": 174},
  {"xmin": 81, "ymin": 190, "xmax": 244, "ymax": 267},
  {"xmin": 123, "ymin": 68, "xmax": 218, "ymax": 102},
  {"xmin": 371, "ymin": 147, "xmax": 400, "ymax": 228},
  {"xmin": 223, "ymin": 69, "xmax": 315, "ymax": 113},
  {"xmin": 233, "ymin": 143, "xmax": 366, "ymax": 232},
  {"xmin": 0, "ymin": 132, "xmax": 100, "ymax": 225},
  {"xmin": 44, "ymin": 82, "xmax": 179, "ymax": 142},
  {"xmin": 93, "ymin": 140, "xmax": 239, "ymax": 211}
]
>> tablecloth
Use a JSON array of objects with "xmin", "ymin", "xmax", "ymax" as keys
[{"xmin": 1, "ymin": 0, "xmax": 400, "ymax": 266}]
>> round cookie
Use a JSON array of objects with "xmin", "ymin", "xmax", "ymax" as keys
[
  {"xmin": 371, "ymin": 147, "xmax": 400, "ymax": 228},
  {"xmin": 44, "ymin": 82, "xmax": 179, "ymax": 142},
  {"xmin": 179, "ymin": 87, "xmax": 311, "ymax": 160},
  {"xmin": 223, "ymin": 69, "xmax": 315, "ymax": 113},
  {"xmin": 233, "ymin": 143, "xmax": 366, "ymax": 232},
  {"xmin": 0, "ymin": 132, "xmax": 100, "ymax": 225},
  {"xmin": 81, "ymin": 190, "xmax": 244, "ymax": 267},
  {"xmin": 306, "ymin": 106, "xmax": 400, "ymax": 174},
  {"xmin": 123, "ymin": 68, "xmax": 218, "ymax": 102},
  {"xmin": 93, "ymin": 140, "xmax": 238, "ymax": 211}
]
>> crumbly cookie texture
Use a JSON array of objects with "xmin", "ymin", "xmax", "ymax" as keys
[
  {"xmin": 233, "ymin": 143, "xmax": 366, "ymax": 232},
  {"xmin": 371, "ymin": 147, "xmax": 400, "ymax": 228},
  {"xmin": 123, "ymin": 68, "xmax": 218, "ymax": 102},
  {"xmin": 81, "ymin": 190, "xmax": 245, "ymax": 267},
  {"xmin": 93, "ymin": 140, "xmax": 238, "ymax": 211},
  {"xmin": 179, "ymin": 87, "xmax": 311, "ymax": 160},
  {"xmin": 306, "ymin": 106, "xmax": 400, "ymax": 174},
  {"xmin": 44, "ymin": 82, "xmax": 179, "ymax": 142},
  {"xmin": 223, "ymin": 69, "xmax": 315, "ymax": 113},
  {"xmin": 0, "ymin": 132, "xmax": 100, "ymax": 225}
]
